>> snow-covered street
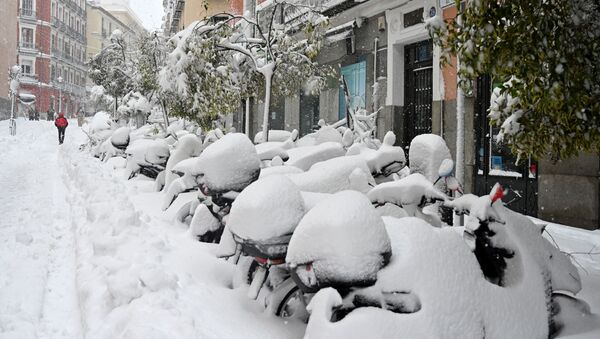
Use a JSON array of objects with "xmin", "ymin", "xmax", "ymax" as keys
[
  {"xmin": 1, "ymin": 119, "xmax": 599, "ymax": 339},
  {"xmin": 0, "ymin": 119, "xmax": 82, "ymax": 338},
  {"xmin": 0, "ymin": 119, "xmax": 303, "ymax": 338}
]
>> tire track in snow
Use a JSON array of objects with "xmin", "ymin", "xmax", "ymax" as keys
[{"xmin": 36, "ymin": 144, "xmax": 84, "ymax": 339}]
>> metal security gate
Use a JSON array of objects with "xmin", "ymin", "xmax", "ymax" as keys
[
  {"xmin": 474, "ymin": 76, "xmax": 538, "ymax": 216},
  {"xmin": 404, "ymin": 40, "xmax": 433, "ymax": 148}
]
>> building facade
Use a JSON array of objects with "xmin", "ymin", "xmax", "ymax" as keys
[
  {"xmin": 238, "ymin": 0, "xmax": 599, "ymax": 229},
  {"xmin": 16, "ymin": 0, "xmax": 88, "ymax": 117},
  {"xmin": 0, "ymin": 0, "xmax": 19, "ymax": 120},
  {"xmin": 163, "ymin": 0, "xmax": 234, "ymax": 35},
  {"xmin": 86, "ymin": 0, "xmax": 145, "ymax": 71}
]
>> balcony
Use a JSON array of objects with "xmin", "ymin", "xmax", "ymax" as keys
[
  {"xmin": 19, "ymin": 8, "xmax": 37, "ymax": 21},
  {"xmin": 20, "ymin": 73, "xmax": 39, "ymax": 84},
  {"xmin": 19, "ymin": 41, "xmax": 38, "ymax": 53}
]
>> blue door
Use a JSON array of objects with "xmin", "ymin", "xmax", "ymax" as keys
[{"xmin": 339, "ymin": 61, "xmax": 367, "ymax": 120}]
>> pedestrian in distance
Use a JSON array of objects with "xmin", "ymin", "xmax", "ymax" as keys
[{"xmin": 54, "ymin": 113, "xmax": 68, "ymax": 144}]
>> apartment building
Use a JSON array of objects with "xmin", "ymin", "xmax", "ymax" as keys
[
  {"xmin": 0, "ymin": 1, "xmax": 18, "ymax": 120},
  {"xmin": 163, "ymin": 0, "xmax": 233, "ymax": 36},
  {"xmin": 16, "ymin": 0, "xmax": 88, "ymax": 117},
  {"xmin": 86, "ymin": 0, "xmax": 145, "ymax": 65}
]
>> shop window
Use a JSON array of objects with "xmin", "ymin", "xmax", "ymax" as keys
[{"xmin": 339, "ymin": 60, "xmax": 366, "ymax": 120}]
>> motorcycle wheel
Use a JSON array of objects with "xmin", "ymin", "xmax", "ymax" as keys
[{"xmin": 274, "ymin": 281, "xmax": 309, "ymax": 322}]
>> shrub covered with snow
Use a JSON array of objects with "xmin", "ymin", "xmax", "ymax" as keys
[
  {"xmin": 286, "ymin": 190, "xmax": 391, "ymax": 288},
  {"xmin": 195, "ymin": 133, "xmax": 260, "ymax": 194},
  {"xmin": 229, "ymin": 175, "xmax": 306, "ymax": 241}
]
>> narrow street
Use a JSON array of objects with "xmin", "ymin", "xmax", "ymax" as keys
[{"xmin": 0, "ymin": 120, "xmax": 83, "ymax": 338}]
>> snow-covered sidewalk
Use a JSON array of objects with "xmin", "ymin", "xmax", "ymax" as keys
[{"xmin": 0, "ymin": 119, "xmax": 83, "ymax": 338}]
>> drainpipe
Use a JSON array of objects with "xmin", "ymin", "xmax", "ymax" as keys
[
  {"xmin": 454, "ymin": 13, "xmax": 465, "ymax": 227},
  {"xmin": 245, "ymin": 98, "xmax": 250, "ymax": 137},
  {"xmin": 373, "ymin": 37, "xmax": 379, "ymax": 134}
]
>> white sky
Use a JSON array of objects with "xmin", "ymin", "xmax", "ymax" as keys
[{"xmin": 129, "ymin": 0, "xmax": 164, "ymax": 31}]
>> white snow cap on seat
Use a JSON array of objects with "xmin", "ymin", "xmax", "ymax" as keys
[
  {"xmin": 196, "ymin": 133, "xmax": 261, "ymax": 193},
  {"xmin": 409, "ymin": 134, "xmax": 451, "ymax": 182},
  {"xmin": 229, "ymin": 175, "xmax": 306, "ymax": 241},
  {"xmin": 286, "ymin": 190, "xmax": 391, "ymax": 285}
]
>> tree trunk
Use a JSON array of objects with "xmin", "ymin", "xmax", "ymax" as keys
[
  {"xmin": 261, "ymin": 66, "xmax": 274, "ymax": 143},
  {"xmin": 161, "ymin": 100, "xmax": 170, "ymax": 132}
]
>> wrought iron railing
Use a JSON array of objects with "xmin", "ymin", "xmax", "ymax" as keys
[{"xmin": 19, "ymin": 8, "xmax": 36, "ymax": 19}]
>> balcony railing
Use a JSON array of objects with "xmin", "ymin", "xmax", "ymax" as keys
[
  {"xmin": 53, "ymin": 17, "xmax": 87, "ymax": 43},
  {"xmin": 19, "ymin": 8, "xmax": 37, "ymax": 19},
  {"xmin": 19, "ymin": 41, "xmax": 38, "ymax": 53},
  {"xmin": 20, "ymin": 73, "xmax": 39, "ymax": 84}
]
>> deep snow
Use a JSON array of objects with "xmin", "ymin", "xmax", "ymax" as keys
[{"xmin": 1, "ymin": 119, "xmax": 599, "ymax": 338}]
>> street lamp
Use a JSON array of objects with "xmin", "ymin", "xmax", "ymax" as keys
[{"xmin": 57, "ymin": 76, "xmax": 63, "ymax": 115}]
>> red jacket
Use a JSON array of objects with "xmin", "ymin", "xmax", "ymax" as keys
[{"xmin": 55, "ymin": 114, "xmax": 68, "ymax": 128}]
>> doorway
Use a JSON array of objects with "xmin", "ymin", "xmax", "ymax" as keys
[{"xmin": 403, "ymin": 40, "xmax": 433, "ymax": 149}]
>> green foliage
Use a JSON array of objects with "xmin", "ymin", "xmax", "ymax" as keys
[
  {"xmin": 159, "ymin": 5, "xmax": 332, "ymax": 131},
  {"xmin": 88, "ymin": 32, "xmax": 134, "ymax": 106},
  {"xmin": 429, "ymin": 0, "xmax": 600, "ymax": 159}
]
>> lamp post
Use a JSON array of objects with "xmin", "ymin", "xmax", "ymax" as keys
[
  {"xmin": 9, "ymin": 65, "xmax": 21, "ymax": 136},
  {"xmin": 57, "ymin": 76, "xmax": 63, "ymax": 115}
]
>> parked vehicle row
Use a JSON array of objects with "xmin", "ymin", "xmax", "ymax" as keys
[{"xmin": 84, "ymin": 112, "xmax": 584, "ymax": 338}]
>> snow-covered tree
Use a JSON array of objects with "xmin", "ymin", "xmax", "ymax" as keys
[
  {"xmin": 429, "ymin": 0, "xmax": 600, "ymax": 160},
  {"xmin": 159, "ymin": 0, "xmax": 331, "ymax": 137},
  {"xmin": 87, "ymin": 85, "xmax": 115, "ymax": 113},
  {"xmin": 88, "ymin": 30, "xmax": 135, "ymax": 116}
]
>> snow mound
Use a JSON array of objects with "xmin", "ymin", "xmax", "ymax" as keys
[
  {"xmin": 126, "ymin": 138, "xmax": 170, "ymax": 166},
  {"xmin": 367, "ymin": 173, "xmax": 447, "ymax": 206},
  {"xmin": 164, "ymin": 134, "xmax": 203, "ymax": 190},
  {"xmin": 196, "ymin": 133, "xmax": 260, "ymax": 193},
  {"xmin": 285, "ymin": 142, "xmax": 345, "ymax": 171},
  {"xmin": 254, "ymin": 130, "xmax": 292, "ymax": 143},
  {"xmin": 254, "ymin": 140, "xmax": 292, "ymax": 161},
  {"xmin": 287, "ymin": 155, "xmax": 375, "ymax": 193},
  {"xmin": 89, "ymin": 111, "xmax": 112, "ymax": 134},
  {"xmin": 259, "ymin": 165, "xmax": 304, "ymax": 178},
  {"xmin": 408, "ymin": 134, "xmax": 451, "ymax": 183},
  {"xmin": 286, "ymin": 190, "xmax": 391, "ymax": 287},
  {"xmin": 110, "ymin": 127, "xmax": 130, "ymax": 149},
  {"xmin": 229, "ymin": 175, "xmax": 306, "ymax": 241}
]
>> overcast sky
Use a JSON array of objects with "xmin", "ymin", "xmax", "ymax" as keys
[{"xmin": 129, "ymin": 0, "xmax": 164, "ymax": 31}]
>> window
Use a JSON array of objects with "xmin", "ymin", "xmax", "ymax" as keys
[
  {"xmin": 21, "ymin": 60, "xmax": 33, "ymax": 75},
  {"xmin": 21, "ymin": 0, "xmax": 34, "ymax": 16},
  {"xmin": 339, "ymin": 61, "xmax": 367, "ymax": 119},
  {"xmin": 21, "ymin": 27, "xmax": 34, "ymax": 48},
  {"xmin": 51, "ymin": 2, "xmax": 56, "ymax": 17},
  {"xmin": 51, "ymin": 34, "xmax": 55, "ymax": 49}
]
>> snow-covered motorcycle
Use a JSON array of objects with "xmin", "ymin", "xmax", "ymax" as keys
[{"xmin": 302, "ymin": 185, "xmax": 582, "ymax": 338}]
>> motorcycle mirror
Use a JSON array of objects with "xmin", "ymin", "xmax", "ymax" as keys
[
  {"xmin": 438, "ymin": 158, "xmax": 454, "ymax": 178},
  {"xmin": 446, "ymin": 176, "xmax": 461, "ymax": 191}
]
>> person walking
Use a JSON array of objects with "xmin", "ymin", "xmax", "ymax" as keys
[{"xmin": 54, "ymin": 113, "xmax": 68, "ymax": 144}]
